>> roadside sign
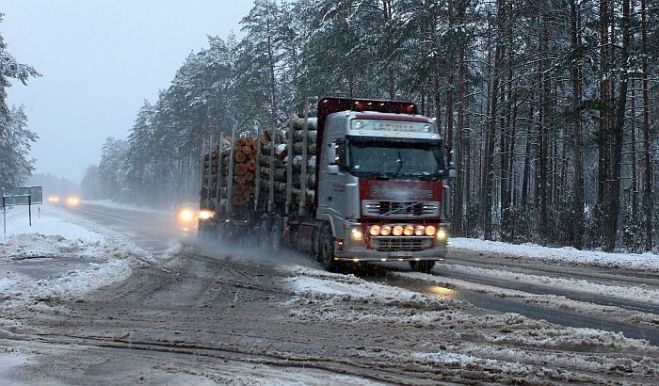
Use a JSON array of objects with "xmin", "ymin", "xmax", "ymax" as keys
[
  {"xmin": 1, "ymin": 186, "xmax": 43, "ymax": 235},
  {"xmin": 2, "ymin": 186, "xmax": 43, "ymax": 205}
]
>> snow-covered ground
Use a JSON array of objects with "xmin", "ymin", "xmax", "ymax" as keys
[
  {"xmin": 0, "ymin": 205, "xmax": 146, "ymax": 308},
  {"xmin": 451, "ymin": 237, "xmax": 659, "ymax": 271},
  {"xmin": 282, "ymin": 265, "xmax": 658, "ymax": 380}
]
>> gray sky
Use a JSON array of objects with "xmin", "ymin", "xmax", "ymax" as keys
[{"xmin": 2, "ymin": 0, "xmax": 252, "ymax": 183}]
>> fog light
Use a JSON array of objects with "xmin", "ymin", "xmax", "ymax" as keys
[
  {"xmin": 437, "ymin": 227, "xmax": 448, "ymax": 242},
  {"xmin": 380, "ymin": 225, "xmax": 392, "ymax": 236},
  {"xmin": 369, "ymin": 225, "xmax": 381, "ymax": 236},
  {"xmin": 393, "ymin": 225, "xmax": 404, "ymax": 236},
  {"xmin": 404, "ymin": 225, "xmax": 414, "ymax": 236},
  {"xmin": 425, "ymin": 225, "xmax": 437, "ymax": 236},
  {"xmin": 350, "ymin": 227, "xmax": 364, "ymax": 241},
  {"xmin": 415, "ymin": 225, "xmax": 425, "ymax": 236}
]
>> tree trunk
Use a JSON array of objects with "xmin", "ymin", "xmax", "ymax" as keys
[
  {"xmin": 641, "ymin": 0, "xmax": 653, "ymax": 251},
  {"xmin": 605, "ymin": 0, "xmax": 631, "ymax": 252},
  {"xmin": 570, "ymin": 0, "xmax": 585, "ymax": 250}
]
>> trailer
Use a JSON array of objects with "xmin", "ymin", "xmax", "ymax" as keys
[{"xmin": 199, "ymin": 97, "xmax": 451, "ymax": 272}]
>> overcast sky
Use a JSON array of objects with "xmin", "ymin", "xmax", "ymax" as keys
[{"xmin": 2, "ymin": 0, "xmax": 252, "ymax": 183}]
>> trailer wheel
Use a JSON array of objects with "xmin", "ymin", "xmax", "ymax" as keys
[
  {"xmin": 409, "ymin": 261, "xmax": 435, "ymax": 274},
  {"xmin": 318, "ymin": 224, "xmax": 341, "ymax": 272}
]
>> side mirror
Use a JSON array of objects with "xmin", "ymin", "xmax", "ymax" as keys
[
  {"xmin": 327, "ymin": 164, "xmax": 339, "ymax": 175},
  {"xmin": 326, "ymin": 143, "xmax": 337, "ymax": 164},
  {"xmin": 448, "ymin": 168, "xmax": 457, "ymax": 178}
]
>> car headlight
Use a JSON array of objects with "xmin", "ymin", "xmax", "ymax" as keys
[
  {"xmin": 178, "ymin": 209, "xmax": 194, "ymax": 223},
  {"xmin": 350, "ymin": 227, "xmax": 364, "ymax": 241},
  {"xmin": 198, "ymin": 210, "xmax": 214, "ymax": 221}
]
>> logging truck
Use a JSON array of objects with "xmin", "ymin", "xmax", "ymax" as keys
[{"xmin": 198, "ymin": 97, "xmax": 450, "ymax": 272}]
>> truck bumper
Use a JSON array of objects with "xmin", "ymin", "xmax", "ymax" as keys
[{"xmin": 335, "ymin": 242, "xmax": 447, "ymax": 262}]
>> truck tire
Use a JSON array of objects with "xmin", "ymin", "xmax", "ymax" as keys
[
  {"xmin": 409, "ymin": 261, "xmax": 435, "ymax": 274},
  {"xmin": 318, "ymin": 224, "xmax": 341, "ymax": 272}
]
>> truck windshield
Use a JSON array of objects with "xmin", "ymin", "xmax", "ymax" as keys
[{"xmin": 347, "ymin": 138, "xmax": 446, "ymax": 180}]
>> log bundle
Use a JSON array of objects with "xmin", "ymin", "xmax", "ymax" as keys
[
  {"xmin": 202, "ymin": 117, "xmax": 318, "ymax": 215},
  {"xmin": 258, "ymin": 117, "xmax": 317, "ymax": 211},
  {"xmin": 201, "ymin": 136, "xmax": 257, "ymax": 211}
]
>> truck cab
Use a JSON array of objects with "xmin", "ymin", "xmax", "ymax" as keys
[{"xmin": 315, "ymin": 99, "xmax": 449, "ymax": 272}]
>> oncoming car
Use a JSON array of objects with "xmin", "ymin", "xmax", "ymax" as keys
[{"xmin": 175, "ymin": 203, "xmax": 214, "ymax": 233}]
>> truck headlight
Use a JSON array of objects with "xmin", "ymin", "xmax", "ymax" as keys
[
  {"xmin": 380, "ymin": 225, "xmax": 392, "ymax": 236},
  {"xmin": 437, "ymin": 227, "xmax": 448, "ymax": 242},
  {"xmin": 350, "ymin": 227, "xmax": 364, "ymax": 241},
  {"xmin": 403, "ymin": 225, "xmax": 414, "ymax": 236},
  {"xmin": 425, "ymin": 225, "xmax": 437, "ymax": 236},
  {"xmin": 392, "ymin": 225, "xmax": 404, "ymax": 236},
  {"xmin": 369, "ymin": 225, "xmax": 381, "ymax": 236}
]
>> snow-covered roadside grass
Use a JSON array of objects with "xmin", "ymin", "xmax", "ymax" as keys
[
  {"xmin": 451, "ymin": 237, "xmax": 659, "ymax": 271},
  {"xmin": 0, "ymin": 205, "xmax": 149, "ymax": 308}
]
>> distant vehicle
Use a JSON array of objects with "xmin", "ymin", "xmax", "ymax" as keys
[
  {"xmin": 65, "ymin": 196, "xmax": 80, "ymax": 207},
  {"xmin": 175, "ymin": 203, "xmax": 199, "ymax": 232},
  {"xmin": 198, "ymin": 97, "xmax": 453, "ymax": 273},
  {"xmin": 47, "ymin": 195, "xmax": 60, "ymax": 204}
]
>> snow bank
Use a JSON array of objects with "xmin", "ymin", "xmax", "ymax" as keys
[
  {"xmin": 0, "ymin": 205, "xmax": 142, "ymax": 308},
  {"xmin": 451, "ymin": 237, "xmax": 659, "ymax": 271},
  {"xmin": 1, "ymin": 205, "xmax": 103, "ymax": 244}
]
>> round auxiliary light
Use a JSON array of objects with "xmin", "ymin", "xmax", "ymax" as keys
[
  {"xmin": 393, "ymin": 225, "xmax": 404, "ymax": 236},
  {"xmin": 351, "ymin": 228, "xmax": 364, "ymax": 241},
  {"xmin": 415, "ymin": 225, "xmax": 425, "ymax": 236},
  {"xmin": 425, "ymin": 225, "xmax": 437, "ymax": 236},
  {"xmin": 404, "ymin": 225, "xmax": 415, "ymax": 236},
  {"xmin": 380, "ymin": 225, "xmax": 392, "ymax": 236},
  {"xmin": 369, "ymin": 225, "xmax": 381, "ymax": 236}
]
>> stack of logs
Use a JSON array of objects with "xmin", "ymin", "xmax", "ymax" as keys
[
  {"xmin": 259, "ymin": 117, "xmax": 317, "ymax": 210},
  {"xmin": 202, "ymin": 136, "xmax": 257, "ymax": 211},
  {"xmin": 228, "ymin": 137, "xmax": 257, "ymax": 208}
]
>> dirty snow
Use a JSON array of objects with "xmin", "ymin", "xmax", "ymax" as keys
[
  {"xmin": 451, "ymin": 237, "xmax": 659, "ymax": 271},
  {"xmin": 0, "ymin": 205, "xmax": 143, "ymax": 307},
  {"xmin": 436, "ymin": 263, "xmax": 659, "ymax": 305}
]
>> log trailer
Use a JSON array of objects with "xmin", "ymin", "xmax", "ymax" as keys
[{"xmin": 199, "ymin": 97, "xmax": 450, "ymax": 272}]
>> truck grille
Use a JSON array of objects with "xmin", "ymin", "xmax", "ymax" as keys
[
  {"xmin": 362, "ymin": 200, "xmax": 440, "ymax": 218},
  {"xmin": 370, "ymin": 237, "xmax": 432, "ymax": 252}
]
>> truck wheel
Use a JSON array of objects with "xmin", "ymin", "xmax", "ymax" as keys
[
  {"xmin": 409, "ymin": 261, "xmax": 435, "ymax": 274},
  {"xmin": 318, "ymin": 224, "xmax": 341, "ymax": 272}
]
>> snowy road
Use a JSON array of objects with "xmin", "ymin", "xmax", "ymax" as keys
[{"xmin": 1, "ymin": 202, "xmax": 657, "ymax": 384}]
